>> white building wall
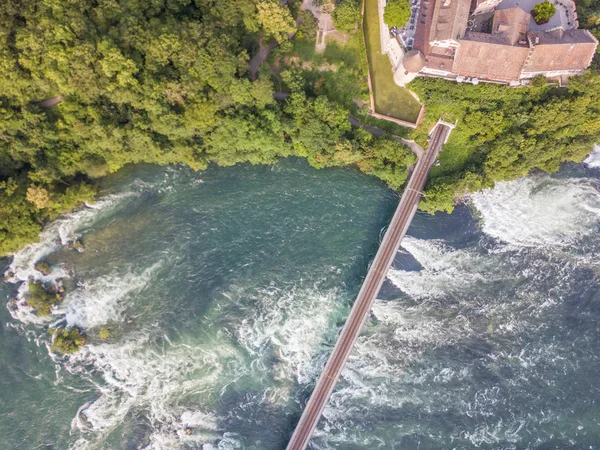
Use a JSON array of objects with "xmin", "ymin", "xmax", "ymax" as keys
[
  {"xmin": 472, "ymin": 0, "xmax": 502, "ymax": 15},
  {"xmin": 421, "ymin": 67, "xmax": 453, "ymax": 76},
  {"xmin": 379, "ymin": 0, "xmax": 393, "ymax": 58},
  {"xmin": 387, "ymin": 37, "xmax": 405, "ymax": 70},
  {"xmin": 520, "ymin": 69, "xmax": 585, "ymax": 79},
  {"xmin": 394, "ymin": 65, "xmax": 420, "ymax": 86}
]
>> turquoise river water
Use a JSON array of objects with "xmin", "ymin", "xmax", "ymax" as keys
[{"xmin": 1, "ymin": 155, "xmax": 600, "ymax": 449}]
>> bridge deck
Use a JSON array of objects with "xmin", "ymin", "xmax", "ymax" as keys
[{"xmin": 285, "ymin": 123, "xmax": 452, "ymax": 450}]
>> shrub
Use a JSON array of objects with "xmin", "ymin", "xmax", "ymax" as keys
[
  {"xmin": 531, "ymin": 74, "xmax": 548, "ymax": 87},
  {"xmin": 384, "ymin": 0, "xmax": 411, "ymax": 27},
  {"xmin": 332, "ymin": 0, "xmax": 362, "ymax": 33},
  {"xmin": 51, "ymin": 327, "xmax": 87, "ymax": 353},
  {"xmin": 26, "ymin": 186, "xmax": 50, "ymax": 209},
  {"xmin": 34, "ymin": 261, "xmax": 52, "ymax": 276},
  {"xmin": 257, "ymin": 0, "xmax": 297, "ymax": 43},
  {"xmin": 298, "ymin": 10, "xmax": 319, "ymax": 40},
  {"xmin": 27, "ymin": 281, "xmax": 60, "ymax": 316},
  {"xmin": 532, "ymin": 0, "xmax": 557, "ymax": 24},
  {"xmin": 99, "ymin": 328, "xmax": 111, "ymax": 340}
]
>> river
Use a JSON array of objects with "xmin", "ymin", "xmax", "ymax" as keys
[{"xmin": 1, "ymin": 155, "xmax": 599, "ymax": 449}]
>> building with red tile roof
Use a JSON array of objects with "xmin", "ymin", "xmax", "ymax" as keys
[{"xmin": 392, "ymin": 0, "xmax": 598, "ymax": 86}]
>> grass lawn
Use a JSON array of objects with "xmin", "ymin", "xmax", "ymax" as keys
[
  {"xmin": 363, "ymin": 0, "xmax": 421, "ymax": 123},
  {"xmin": 276, "ymin": 33, "xmax": 370, "ymax": 110}
]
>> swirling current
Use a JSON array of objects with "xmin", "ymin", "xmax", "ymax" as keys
[{"xmin": 1, "ymin": 156, "xmax": 599, "ymax": 449}]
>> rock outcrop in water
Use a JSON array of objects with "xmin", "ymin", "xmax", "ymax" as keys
[
  {"xmin": 26, "ymin": 280, "xmax": 62, "ymax": 316},
  {"xmin": 34, "ymin": 261, "xmax": 52, "ymax": 276},
  {"xmin": 71, "ymin": 240, "xmax": 85, "ymax": 252},
  {"xmin": 50, "ymin": 327, "xmax": 87, "ymax": 354}
]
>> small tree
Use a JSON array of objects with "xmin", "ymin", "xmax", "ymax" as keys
[
  {"xmin": 99, "ymin": 328, "xmax": 112, "ymax": 340},
  {"xmin": 384, "ymin": 0, "xmax": 411, "ymax": 27},
  {"xmin": 26, "ymin": 186, "xmax": 49, "ymax": 209},
  {"xmin": 27, "ymin": 281, "xmax": 60, "ymax": 316},
  {"xmin": 531, "ymin": 74, "xmax": 548, "ymax": 87},
  {"xmin": 297, "ymin": 10, "xmax": 319, "ymax": 40},
  {"xmin": 532, "ymin": 0, "xmax": 556, "ymax": 24},
  {"xmin": 332, "ymin": 0, "xmax": 362, "ymax": 33},
  {"xmin": 257, "ymin": 1, "xmax": 296, "ymax": 43},
  {"xmin": 51, "ymin": 327, "xmax": 87, "ymax": 353}
]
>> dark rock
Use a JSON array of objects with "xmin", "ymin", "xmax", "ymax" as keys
[{"xmin": 34, "ymin": 261, "xmax": 52, "ymax": 276}]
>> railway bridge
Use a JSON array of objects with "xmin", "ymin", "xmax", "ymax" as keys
[{"xmin": 286, "ymin": 119, "xmax": 455, "ymax": 450}]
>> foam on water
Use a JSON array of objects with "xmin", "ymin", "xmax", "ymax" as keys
[
  {"xmin": 59, "ymin": 262, "xmax": 162, "ymax": 329},
  {"xmin": 584, "ymin": 145, "xmax": 600, "ymax": 169},
  {"xmin": 6, "ymin": 193, "xmax": 136, "ymax": 282},
  {"xmin": 2, "ymin": 166, "xmax": 351, "ymax": 449},
  {"xmin": 59, "ymin": 279, "xmax": 345, "ymax": 449},
  {"xmin": 5, "ymin": 192, "xmax": 138, "ymax": 324},
  {"xmin": 67, "ymin": 329, "xmax": 243, "ymax": 449},
  {"xmin": 4, "ymin": 161, "xmax": 600, "ymax": 449},
  {"xmin": 471, "ymin": 174, "xmax": 600, "ymax": 248},
  {"xmin": 235, "ymin": 284, "xmax": 347, "ymax": 388},
  {"xmin": 387, "ymin": 237, "xmax": 499, "ymax": 299},
  {"xmin": 321, "ymin": 184, "xmax": 599, "ymax": 449}
]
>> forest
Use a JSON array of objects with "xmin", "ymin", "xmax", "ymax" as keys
[
  {"xmin": 0, "ymin": 0, "xmax": 414, "ymax": 255},
  {"xmin": 414, "ymin": 72, "xmax": 600, "ymax": 213},
  {"xmin": 0, "ymin": 0, "xmax": 599, "ymax": 255}
]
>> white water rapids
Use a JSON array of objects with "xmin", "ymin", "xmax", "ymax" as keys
[{"xmin": 2, "ymin": 159, "xmax": 600, "ymax": 449}]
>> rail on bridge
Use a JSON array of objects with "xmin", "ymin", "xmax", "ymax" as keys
[{"xmin": 285, "ymin": 119, "xmax": 454, "ymax": 450}]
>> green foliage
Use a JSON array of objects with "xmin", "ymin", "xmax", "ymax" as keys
[
  {"xmin": 257, "ymin": 1, "xmax": 297, "ymax": 42},
  {"xmin": 533, "ymin": 0, "xmax": 557, "ymax": 23},
  {"xmin": 357, "ymin": 137, "xmax": 416, "ymax": 189},
  {"xmin": 98, "ymin": 328, "xmax": 111, "ymax": 340},
  {"xmin": 0, "ymin": 179, "xmax": 43, "ymax": 255},
  {"xmin": 383, "ymin": 0, "xmax": 411, "ymax": 27},
  {"xmin": 297, "ymin": 10, "xmax": 319, "ymax": 41},
  {"xmin": 0, "ymin": 0, "xmax": 427, "ymax": 256},
  {"xmin": 51, "ymin": 327, "xmax": 87, "ymax": 354},
  {"xmin": 530, "ymin": 74, "xmax": 548, "ymax": 87},
  {"xmin": 27, "ymin": 281, "xmax": 60, "ymax": 316},
  {"xmin": 0, "ymin": 0, "xmax": 263, "ymax": 254},
  {"xmin": 46, "ymin": 183, "xmax": 97, "ymax": 217},
  {"xmin": 333, "ymin": 0, "xmax": 362, "ymax": 33},
  {"xmin": 411, "ymin": 71, "xmax": 600, "ymax": 213},
  {"xmin": 0, "ymin": 176, "xmax": 96, "ymax": 255}
]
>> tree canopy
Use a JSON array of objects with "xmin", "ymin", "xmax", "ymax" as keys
[
  {"xmin": 0, "ymin": 0, "xmax": 598, "ymax": 256},
  {"xmin": 297, "ymin": 10, "xmax": 319, "ymax": 41},
  {"xmin": 0, "ymin": 0, "xmax": 417, "ymax": 255},
  {"xmin": 333, "ymin": 0, "xmax": 363, "ymax": 33},
  {"xmin": 533, "ymin": 0, "xmax": 557, "ymax": 23},
  {"xmin": 383, "ymin": 0, "xmax": 411, "ymax": 27},
  {"xmin": 257, "ymin": 0, "xmax": 297, "ymax": 42},
  {"xmin": 411, "ymin": 71, "xmax": 600, "ymax": 213}
]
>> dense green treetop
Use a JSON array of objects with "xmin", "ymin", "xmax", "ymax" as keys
[
  {"xmin": 297, "ymin": 10, "xmax": 319, "ymax": 41},
  {"xmin": 411, "ymin": 72, "xmax": 600, "ymax": 213},
  {"xmin": 533, "ymin": 0, "xmax": 557, "ymax": 23},
  {"xmin": 0, "ymin": 0, "xmax": 415, "ymax": 255},
  {"xmin": 383, "ymin": 0, "xmax": 411, "ymax": 27},
  {"xmin": 332, "ymin": 0, "xmax": 363, "ymax": 33},
  {"xmin": 1, "ymin": 0, "xmax": 599, "ymax": 256},
  {"xmin": 257, "ymin": 0, "xmax": 297, "ymax": 42}
]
